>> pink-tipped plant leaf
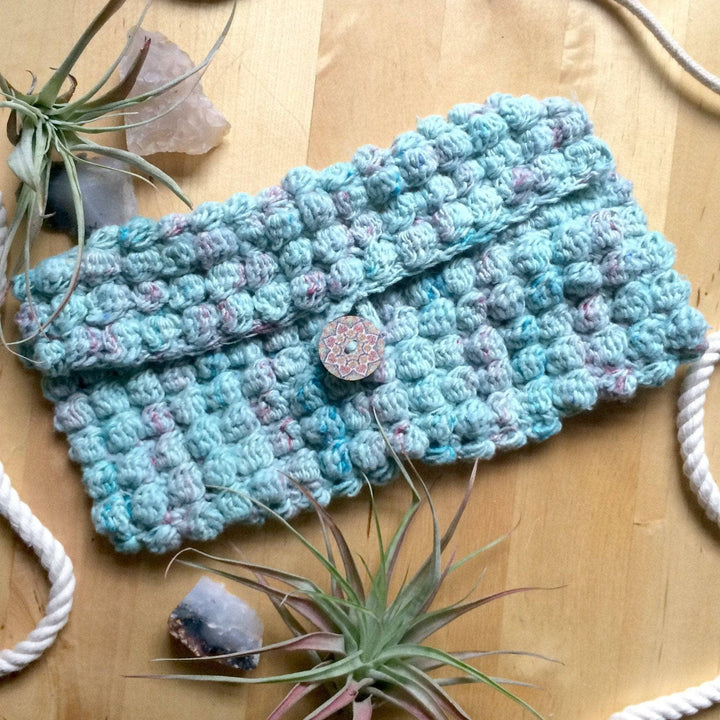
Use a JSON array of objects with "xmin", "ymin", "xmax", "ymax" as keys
[
  {"xmin": 172, "ymin": 547, "xmax": 320, "ymax": 594},
  {"xmin": 372, "ymin": 418, "xmax": 449, "ymax": 624},
  {"xmin": 255, "ymin": 572, "xmax": 311, "ymax": 638},
  {"xmin": 414, "ymin": 550, "xmax": 457, "ymax": 618},
  {"xmin": 218, "ymin": 486, "xmax": 362, "ymax": 606},
  {"xmin": 358, "ymin": 552, "xmax": 388, "ymax": 620},
  {"xmin": 384, "ymin": 493, "xmax": 423, "ymax": 588},
  {"xmin": 352, "ymin": 696, "xmax": 373, "ymax": 720},
  {"xmin": 412, "ymin": 649, "xmax": 560, "ymax": 672},
  {"xmin": 135, "ymin": 651, "xmax": 366, "ymax": 686},
  {"xmin": 287, "ymin": 476, "xmax": 366, "ymax": 604},
  {"xmin": 393, "ymin": 460, "xmax": 479, "ymax": 622},
  {"xmin": 437, "ymin": 675, "xmax": 539, "ymax": 689},
  {"xmin": 296, "ymin": 484, "xmax": 343, "ymax": 601},
  {"xmin": 366, "ymin": 686, "xmax": 438, "ymax": 720},
  {"xmin": 370, "ymin": 665, "xmax": 465, "ymax": 720},
  {"xmin": 361, "ymin": 477, "xmax": 386, "ymax": 562},
  {"xmin": 380, "ymin": 646, "xmax": 544, "ymax": 720},
  {"xmin": 155, "ymin": 631, "xmax": 346, "ymax": 663},
  {"xmin": 373, "ymin": 411, "xmax": 422, "ymax": 505},
  {"xmin": 176, "ymin": 559, "xmax": 336, "ymax": 633},
  {"xmin": 437, "ymin": 460, "xmax": 477, "ymax": 554},
  {"xmin": 403, "ymin": 587, "xmax": 539, "ymax": 644},
  {"xmin": 267, "ymin": 682, "xmax": 322, "ymax": 720},
  {"xmin": 397, "ymin": 663, "xmax": 474, "ymax": 720},
  {"xmin": 447, "ymin": 520, "xmax": 518, "ymax": 575},
  {"xmin": 304, "ymin": 677, "xmax": 373, "ymax": 720},
  {"xmin": 385, "ymin": 475, "xmax": 442, "ymax": 629}
]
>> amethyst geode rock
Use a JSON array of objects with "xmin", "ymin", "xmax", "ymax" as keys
[{"xmin": 168, "ymin": 576, "xmax": 263, "ymax": 669}]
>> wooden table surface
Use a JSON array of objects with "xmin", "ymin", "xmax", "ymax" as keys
[{"xmin": 2, "ymin": 1, "xmax": 720, "ymax": 718}]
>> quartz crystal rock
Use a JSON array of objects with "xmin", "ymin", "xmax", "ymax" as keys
[
  {"xmin": 118, "ymin": 29, "xmax": 230, "ymax": 156},
  {"xmin": 168, "ymin": 576, "xmax": 263, "ymax": 669},
  {"xmin": 44, "ymin": 156, "xmax": 138, "ymax": 238}
]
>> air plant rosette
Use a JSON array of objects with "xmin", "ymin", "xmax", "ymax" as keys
[
  {"xmin": 0, "ymin": 0, "xmax": 235, "ymax": 344},
  {"xmin": 148, "ymin": 450, "xmax": 554, "ymax": 720}
]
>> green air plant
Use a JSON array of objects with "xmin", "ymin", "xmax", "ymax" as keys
[
  {"xmin": 0, "ymin": 0, "xmax": 235, "ymax": 344},
  {"xmin": 152, "ymin": 454, "xmax": 551, "ymax": 720}
]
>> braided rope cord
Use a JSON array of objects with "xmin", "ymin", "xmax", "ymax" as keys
[
  {"xmin": 610, "ymin": 331, "xmax": 720, "ymax": 719},
  {"xmin": 610, "ymin": 0, "xmax": 720, "ymax": 96},
  {"xmin": 0, "ymin": 463, "xmax": 75, "ymax": 677}
]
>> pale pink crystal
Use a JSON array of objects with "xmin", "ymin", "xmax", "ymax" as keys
[{"xmin": 118, "ymin": 29, "xmax": 230, "ymax": 156}]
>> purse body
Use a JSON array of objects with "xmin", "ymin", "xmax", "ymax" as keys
[{"xmin": 13, "ymin": 94, "xmax": 707, "ymax": 552}]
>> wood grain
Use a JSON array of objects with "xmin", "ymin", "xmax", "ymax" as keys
[{"xmin": 1, "ymin": 1, "xmax": 720, "ymax": 718}]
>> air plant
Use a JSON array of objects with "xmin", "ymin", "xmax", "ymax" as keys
[
  {"xmin": 0, "ymin": 0, "xmax": 235, "ymax": 342},
  {"xmin": 152, "ymin": 451, "xmax": 551, "ymax": 720}
]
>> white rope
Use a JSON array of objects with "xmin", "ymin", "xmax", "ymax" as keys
[
  {"xmin": 609, "ymin": 331, "xmax": 720, "ymax": 719},
  {"xmin": 677, "ymin": 332, "xmax": 720, "ymax": 526},
  {"xmin": 608, "ymin": 0, "xmax": 720, "ymax": 96},
  {"xmin": 600, "ymin": 2, "xmax": 720, "ymax": 715},
  {"xmin": 0, "ymin": 191, "xmax": 75, "ymax": 677},
  {"xmin": 0, "ymin": 461, "xmax": 75, "ymax": 676}
]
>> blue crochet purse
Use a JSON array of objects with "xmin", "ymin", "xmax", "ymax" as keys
[{"xmin": 13, "ymin": 94, "xmax": 707, "ymax": 552}]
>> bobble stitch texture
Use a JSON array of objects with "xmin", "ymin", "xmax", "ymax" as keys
[{"xmin": 13, "ymin": 95, "xmax": 708, "ymax": 552}]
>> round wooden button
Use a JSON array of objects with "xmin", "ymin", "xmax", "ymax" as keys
[{"xmin": 318, "ymin": 315, "xmax": 384, "ymax": 381}]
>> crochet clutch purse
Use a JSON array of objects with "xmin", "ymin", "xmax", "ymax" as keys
[{"xmin": 13, "ymin": 93, "xmax": 707, "ymax": 553}]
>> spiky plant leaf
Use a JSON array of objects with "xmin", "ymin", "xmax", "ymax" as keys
[
  {"xmin": 403, "ymin": 586, "xmax": 537, "ymax": 644},
  {"xmin": 36, "ymin": 0, "xmax": 129, "ymax": 107},
  {"xmin": 267, "ymin": 681, "xmax": 323, "ymax": 720},
  {"xmin": 143, "ymin": 451, "xmax": 553, "ymax": 720},
  {"xmin": 379, "ymin": 645, "xmax": 545, "ymax": 719},
  {"xmin": 366, "ymin": 685, "xmax": 436, "ymax": 720},
  {"xmin": 153, "ymin": 632, "xmax": 347, "ymax": 665},
  {"xmin": 174, "ymin": 558, "xmax": 338, "ymax": 633},
  {"xmin": 140, "ymin": 651, "xmax": 367, "ymax": 686},
  {"xmin": 304, "ymin": 676, "xmax": 373, "ymax": 720},
  {"xmin": 289, "ymin": 477, "xmax": 366, "ymax": 604}
]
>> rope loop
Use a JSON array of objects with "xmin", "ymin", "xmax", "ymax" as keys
[
  {"xmin": 610, "ymin": 331, "xmax": 720, "ymax": 719},
  {"xmin": 0, "ymin": 463, "xmax": 75, "ymax": 677}
]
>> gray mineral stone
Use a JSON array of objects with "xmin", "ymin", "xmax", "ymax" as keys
[
  {"xmin": 168, "ymin": 576, "xmax": 263, "ymax": 670},
  {"xmin": 44, "ymin": 156, "xmax": 138, "ymax": 238}
]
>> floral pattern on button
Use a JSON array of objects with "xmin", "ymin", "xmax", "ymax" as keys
[{"xmin": 318, "ymin": 316, "xmax": 385, "ymax": 381}]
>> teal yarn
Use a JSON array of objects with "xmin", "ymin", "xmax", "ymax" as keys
[{"xmin": 13, "ymin": 93, "xmax": 707, "ymax": 553}]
